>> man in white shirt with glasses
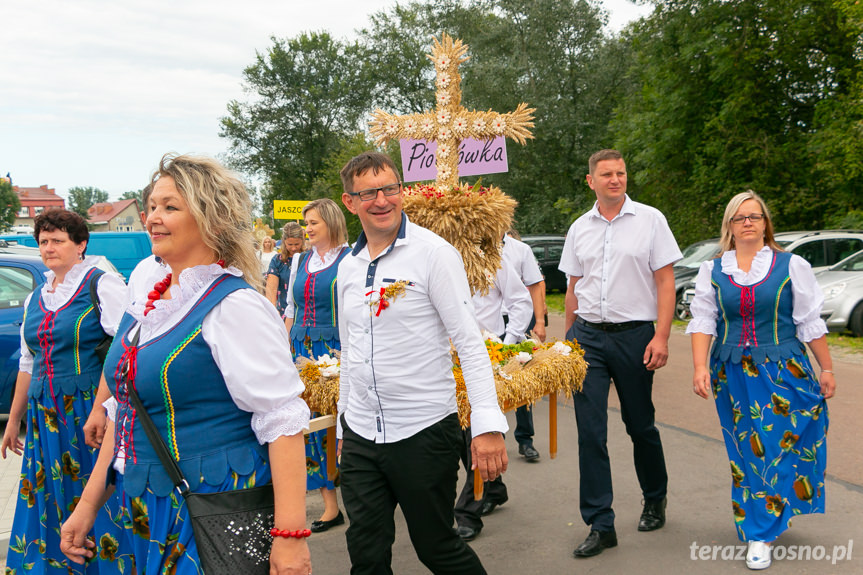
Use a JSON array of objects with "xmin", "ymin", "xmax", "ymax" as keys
[{"xmin": 337, "ymin": 151, "xmax": 508, "ymax": 575}]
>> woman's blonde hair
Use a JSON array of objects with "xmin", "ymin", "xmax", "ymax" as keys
[
  {"xmin": 302, "ymin": 198, "xmax": 347, "ymax": 250},
  {"xmin": 150, "ymin": 153, "xmax": 262, "ymax": 290},
  {"xmin": 719, "ymin": 190, "xmax": 782, "ymax": 254}
]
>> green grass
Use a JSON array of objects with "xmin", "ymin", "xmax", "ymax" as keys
[{"xmin": 546, "ymin": 292, "xmax": 565, "ymax": 314}]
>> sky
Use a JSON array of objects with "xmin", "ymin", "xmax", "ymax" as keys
[{"xmin": 0, "ymin": 0, "xmax": 652, "ymax": 202}]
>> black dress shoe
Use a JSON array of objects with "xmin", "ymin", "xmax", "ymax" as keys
[
  {"xmin": 638, "ymin": 498, "xmax": 667, "ymax": 531},
  {"xmin": 457, "ymin": 525, "xmax": 481, "ymax": 541},
  {"xmin": 573, "ymin": 529, "xmax": 617, "ymax": 558},
  {"xmin": 518, "ymin": 443, "xmax": 540, "ymax": 462},
  {"xmin": 480, "ymin": 498, "xmax": 506, "ymax": 516},
  {"xmin": 310, "ymin": 510, "xmax": 345, "ymax": 533}
]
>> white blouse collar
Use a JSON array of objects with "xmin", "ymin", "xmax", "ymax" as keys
[
  {"xmin": 40, "ymin": 256, "xmax": 102, "ymax": 309},
  {"xmin": 141, "ymin": 263, "xmax": 243, "ymax": 326},
  {"xmin": 720, "ymin": 246, "xmax": 774, "ymax": 280}
]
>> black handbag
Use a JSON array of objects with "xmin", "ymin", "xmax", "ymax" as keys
[{"xmin": 123, "ymin": 328, "xmax": 275, "ymax": 574}]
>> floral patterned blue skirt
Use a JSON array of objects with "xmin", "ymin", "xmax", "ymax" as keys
[
  {"xmin": 113, "ymin": 455, "xmax": 271, "ymax": 575},
  {"xmin": 711, "ymin": 350, "xmax": 828, "ymax": 542},
  {"xmin": 5, "ymin": 389, "xmax": 131, "ymax": 574},
  {"xmin": 291, "ymin": 336, "xmax": 339, "ymax": 492}
]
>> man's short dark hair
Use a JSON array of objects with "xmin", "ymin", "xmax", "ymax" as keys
[
  {"xmin": 34, "ymin": 209, "xmax": 90, "ymax": 254},
  {"xmin": 588, "ymin": 149, "xmax": 624, "ymax": 175},
  {"xmin": 340, "ymin": 152, "xmax": 401, "ymax": 193}
]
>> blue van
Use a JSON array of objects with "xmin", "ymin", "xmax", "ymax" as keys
[{"xmin": 0, "ymin": 231, "xmax": 152, "ymax": 280}]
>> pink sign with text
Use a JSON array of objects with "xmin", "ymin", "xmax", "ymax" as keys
[{"xmin": 400, "ymin": 137, "xmax": 509, "ymax": 182}]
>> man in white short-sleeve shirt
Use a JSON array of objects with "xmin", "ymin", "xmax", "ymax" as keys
[{"xmin": 558, "ymin": 149, "xmax": 681, "ymax": 559}]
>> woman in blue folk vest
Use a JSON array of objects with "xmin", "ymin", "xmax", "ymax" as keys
[
  {"xmin": 1, "ymin": 209, "xmax": 130, "ymax": 573},
  {"xmin": 266, "ymin": 222, "xmax": 305, "ymax": 316},
  {"xmin": 687, "ymin": 191, "xmax": 836, "ymax": 571},
  {"xmin": 284, "ymin": 198, "xmax": 349, "ymax": 533},
  {"xmin": 60, "ymin": 154, "xmax": 311, "ymax": 574}
]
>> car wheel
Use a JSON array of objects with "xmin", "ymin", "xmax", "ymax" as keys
[
  {"xmin": 674, "ymin": 291, "xmax": 691, "ymax": 321},
  {"xmin": 850, "ymin": 303, "xmax": 863, "ymax": 337}
]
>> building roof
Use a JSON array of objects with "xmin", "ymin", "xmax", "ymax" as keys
[
  {"xmin": 87, "ymin": 198, "xmax": 140, "ymax": 223},
  {"xmin": 13, "ymin": 185, "xmax": 62, "ymax": 201}
]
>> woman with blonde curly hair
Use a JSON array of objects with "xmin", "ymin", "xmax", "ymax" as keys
[{"xmin": 61, "ymin": 154, "xmax": 312, "ymax": 574}]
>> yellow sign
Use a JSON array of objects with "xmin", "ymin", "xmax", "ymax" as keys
[{"xmin": 273, "ymin": 200, "xmax": 309, "ymax": 220}]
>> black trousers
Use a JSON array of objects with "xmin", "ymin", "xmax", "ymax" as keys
[
  {"xmin": 453, "ymin": 427, "xmax": 508, "ymax": 530},
  {"xmin": 341, "ymin": 414, "xmax": 487, "ymax": 575},
  {"xmin": 566, "ymin": 321, "xmax": 668, "ymax": 532}
]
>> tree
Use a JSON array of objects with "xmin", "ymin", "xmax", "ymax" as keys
[
  {"xmin": 220, "ymin": 32, "xmax": 375, "ymax": 209},
  {"xmin": 0, "ymin": 180, "xmax": 21, "ymax": 231},
  {"xmin": 120, "ymin": 189, "xmax": 144, "ymax": 207},
  {"xmin": 67, "ymin": 186, "xmax": 109, "ymax": 219},
  {"xmin": 612, "ymin": 0, "xmax": 863, "ymax": 245}
]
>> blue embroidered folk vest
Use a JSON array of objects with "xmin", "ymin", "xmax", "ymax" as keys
[
  {"xmin": 105, "ymin": 274, "xmax": 267, "ymax": 497},
  {"xmin": 710, "ymin": 250, "xmax": 804, "ymax": 364},
  {"xmin": 289, "ymin": 247, "xmax": 349, "ymax": 344},
  {"xmin": 23, "ymin": 267, "xmax": 106, "ymax": 400}
]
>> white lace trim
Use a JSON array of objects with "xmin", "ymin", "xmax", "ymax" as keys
[
  {"xmin": 252, "ymin": 396, "xmax": 311, "ymax": 444},
  {"xmin": 40, "ymin": 256, "xmax": 101, "ymax": 310},
  {"xmin": 797, "ymin": 319, "xmax": 828, "ymax": 343},
  {"xmin": 720, "ymin": 247, "xmax": 773, "ymax": 285},
  {"xmin": 142, "ymin": 263, "xmax": 243, "ymax": 327}
]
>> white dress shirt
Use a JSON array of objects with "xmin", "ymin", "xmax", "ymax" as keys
[
  {"xmin": 558, "ymin": 195, "xmax": 682, "ymax": 323},
  {"xmin": 472, "ymin": 261, "xmax": 533, "ymax": 344},
  {"xmin": 19, "ymin": 257, "xmax": 127, "ymax": 373},
  {"xmin": 283, "ymin": 244, "xmax": 351, "ymax": 319},
  {"xmin": 337, "ymin": 215, "xmax": 508, "ymax": 443},
  {"xmin": 686, "ymin": 247, "xmax": 828, "ymax": 342},
  {"xmin": 502, "ymin": 235, "xmax": 544, "ymax": 287}
]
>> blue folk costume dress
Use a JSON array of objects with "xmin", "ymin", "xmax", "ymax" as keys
[
  {"xmin": 707, "ymin": 250, "xmax": 828, "ymax": 542},
  {"xmin": 289, "ymin": 247, "xmax": 349, "ymax": 491},
  {"xmin": 104, "ymin": 270, "xmax": 299, "ymax": 575},
  {"xmin": 6, "ymin": 263, "xmax": 131, "ymax": 575}
]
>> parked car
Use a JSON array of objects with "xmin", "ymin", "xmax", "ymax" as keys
[
  {"xmin": 0, "ymin": 240, "xmax": 123, "ymax": 279},
  {"xmin": 0, "ymin": 231, "xmax": 151, "ymax": 280},
  {"xmin": 680, "ymin": 230, "xmax": 863, "ymax": 319},
  {"xmin": 0, "ymin": 254, "xmax": 49, "ymax": 413},
  {"xmin": 815, "ymin": 249, "xmax": 863, "ymax": 336},
  {"xmin": 674, "ymin": 238, "xmax": 720, "ymax": 320},
  {"xmin": 521, "ymin": 235, "xmax": 567, "ymax": 292}
]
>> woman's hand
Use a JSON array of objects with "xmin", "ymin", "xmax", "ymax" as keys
[
  {"xmin": 270, "ymin": 537, "xmax": 312, "ymax": 575},
  {"xmin": 820, "ymin": 372, "xmax": 836, "ymax": 399},
  {"xmin": 60, "ymin": 503, "xmax": 99, "ymax": 564},
  {"xmin": 1, "ymin": 418, "xmax": 23, "ymax": 458},
  {"xmin": 83, "ymin": 407, "xmax": 107, "ymax": 448},
  {"xmin": 692, "ymin": 366, "xmax": 711, "ymax": 399}
]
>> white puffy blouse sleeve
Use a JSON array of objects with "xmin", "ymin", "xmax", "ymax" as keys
[
  {"xmin": 685, "ymin": 260, "xmax": 719, "ymax": 336},
  {"xmin": 789, "ymin": 255, "xmax": 828, "ymax": 342},
  {"xmin": 283, "ymin": 252, "xmax": 301, "ymax": 320},
  {"xmin": 96, "ymin": 272, "xmax": 129, "ymax": 336},
  {"xmin": 18, "ymin": 292, "xmax": 35, "ymax": 374},
  {"xmin": 202, "ymin": 288, "xmax": 310, "ymax": 444}
]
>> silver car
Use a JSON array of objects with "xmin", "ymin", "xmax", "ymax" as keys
[{"xmin": 816, "ymin": 249, "xmax": 863, "ymax": 336}]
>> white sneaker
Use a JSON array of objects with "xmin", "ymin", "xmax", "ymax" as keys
[{"xmin": 746, "ymin": 541, "xmax": 772, "ymax": 570}]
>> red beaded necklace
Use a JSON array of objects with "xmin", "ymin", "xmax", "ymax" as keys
[{"xmin": 143, "ymin": 259, "xmax": 225, "ymax": 316}]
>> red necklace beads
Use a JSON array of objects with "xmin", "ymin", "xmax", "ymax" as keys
[
  {"xmin": 142, "ymin": 260, "xmax": 226, "ymax": 316},
  {"xmin": 144, "ymin": 273, "xmax": 172, "ymax": 316}
]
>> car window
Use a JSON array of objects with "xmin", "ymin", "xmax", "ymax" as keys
[
  {"xmin": 0, "ymin": 266, "xmax": 36, "ymax": 309},
  {"xmin": 531, "ymin": 245, "xmax": 546, "ymax": 260},
  {"xmin": 826, "ymin": 238, "xmax": 863, "ymax": 266},
  {"xmin": 790, "ymin": 240, "xmax": 826, "ymax": 268},
  {"xmin": 676, "ymin": 241, "xmax": 721, "ymax": 269},
  {"xmin": 546, "ymin": 244, "xmax": 563, "ymax": 262}
]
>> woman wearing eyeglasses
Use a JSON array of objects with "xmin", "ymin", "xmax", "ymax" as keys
[
  {"xmin": 284, "ymin": 198, "xmax": 350, "ymax": 532},
  {"xmin": 686, "ymin": 191, "xmax": 835, "ymax": 571}
]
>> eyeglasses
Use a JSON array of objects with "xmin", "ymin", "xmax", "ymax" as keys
[
  {"xmin": 730, "ymin": 213, "xmax": 764, "ymax": 224},
  {"xmin": 348, "ymin": 182, "xmax": 402, "ymax": 202}
]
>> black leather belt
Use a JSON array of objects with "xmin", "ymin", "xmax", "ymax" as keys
[{"xmin": 575, "ymin": 317, "xmax": 651, "ymax": 332}]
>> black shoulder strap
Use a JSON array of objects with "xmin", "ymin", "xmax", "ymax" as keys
[{"xmin": 89, "ymin": 269, "xmax": 106, "ymax": 322}]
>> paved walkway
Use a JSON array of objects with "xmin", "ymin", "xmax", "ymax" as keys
[{"xmin": 2, "ymin": 314, "xmax": 861, "ymax": 573}]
